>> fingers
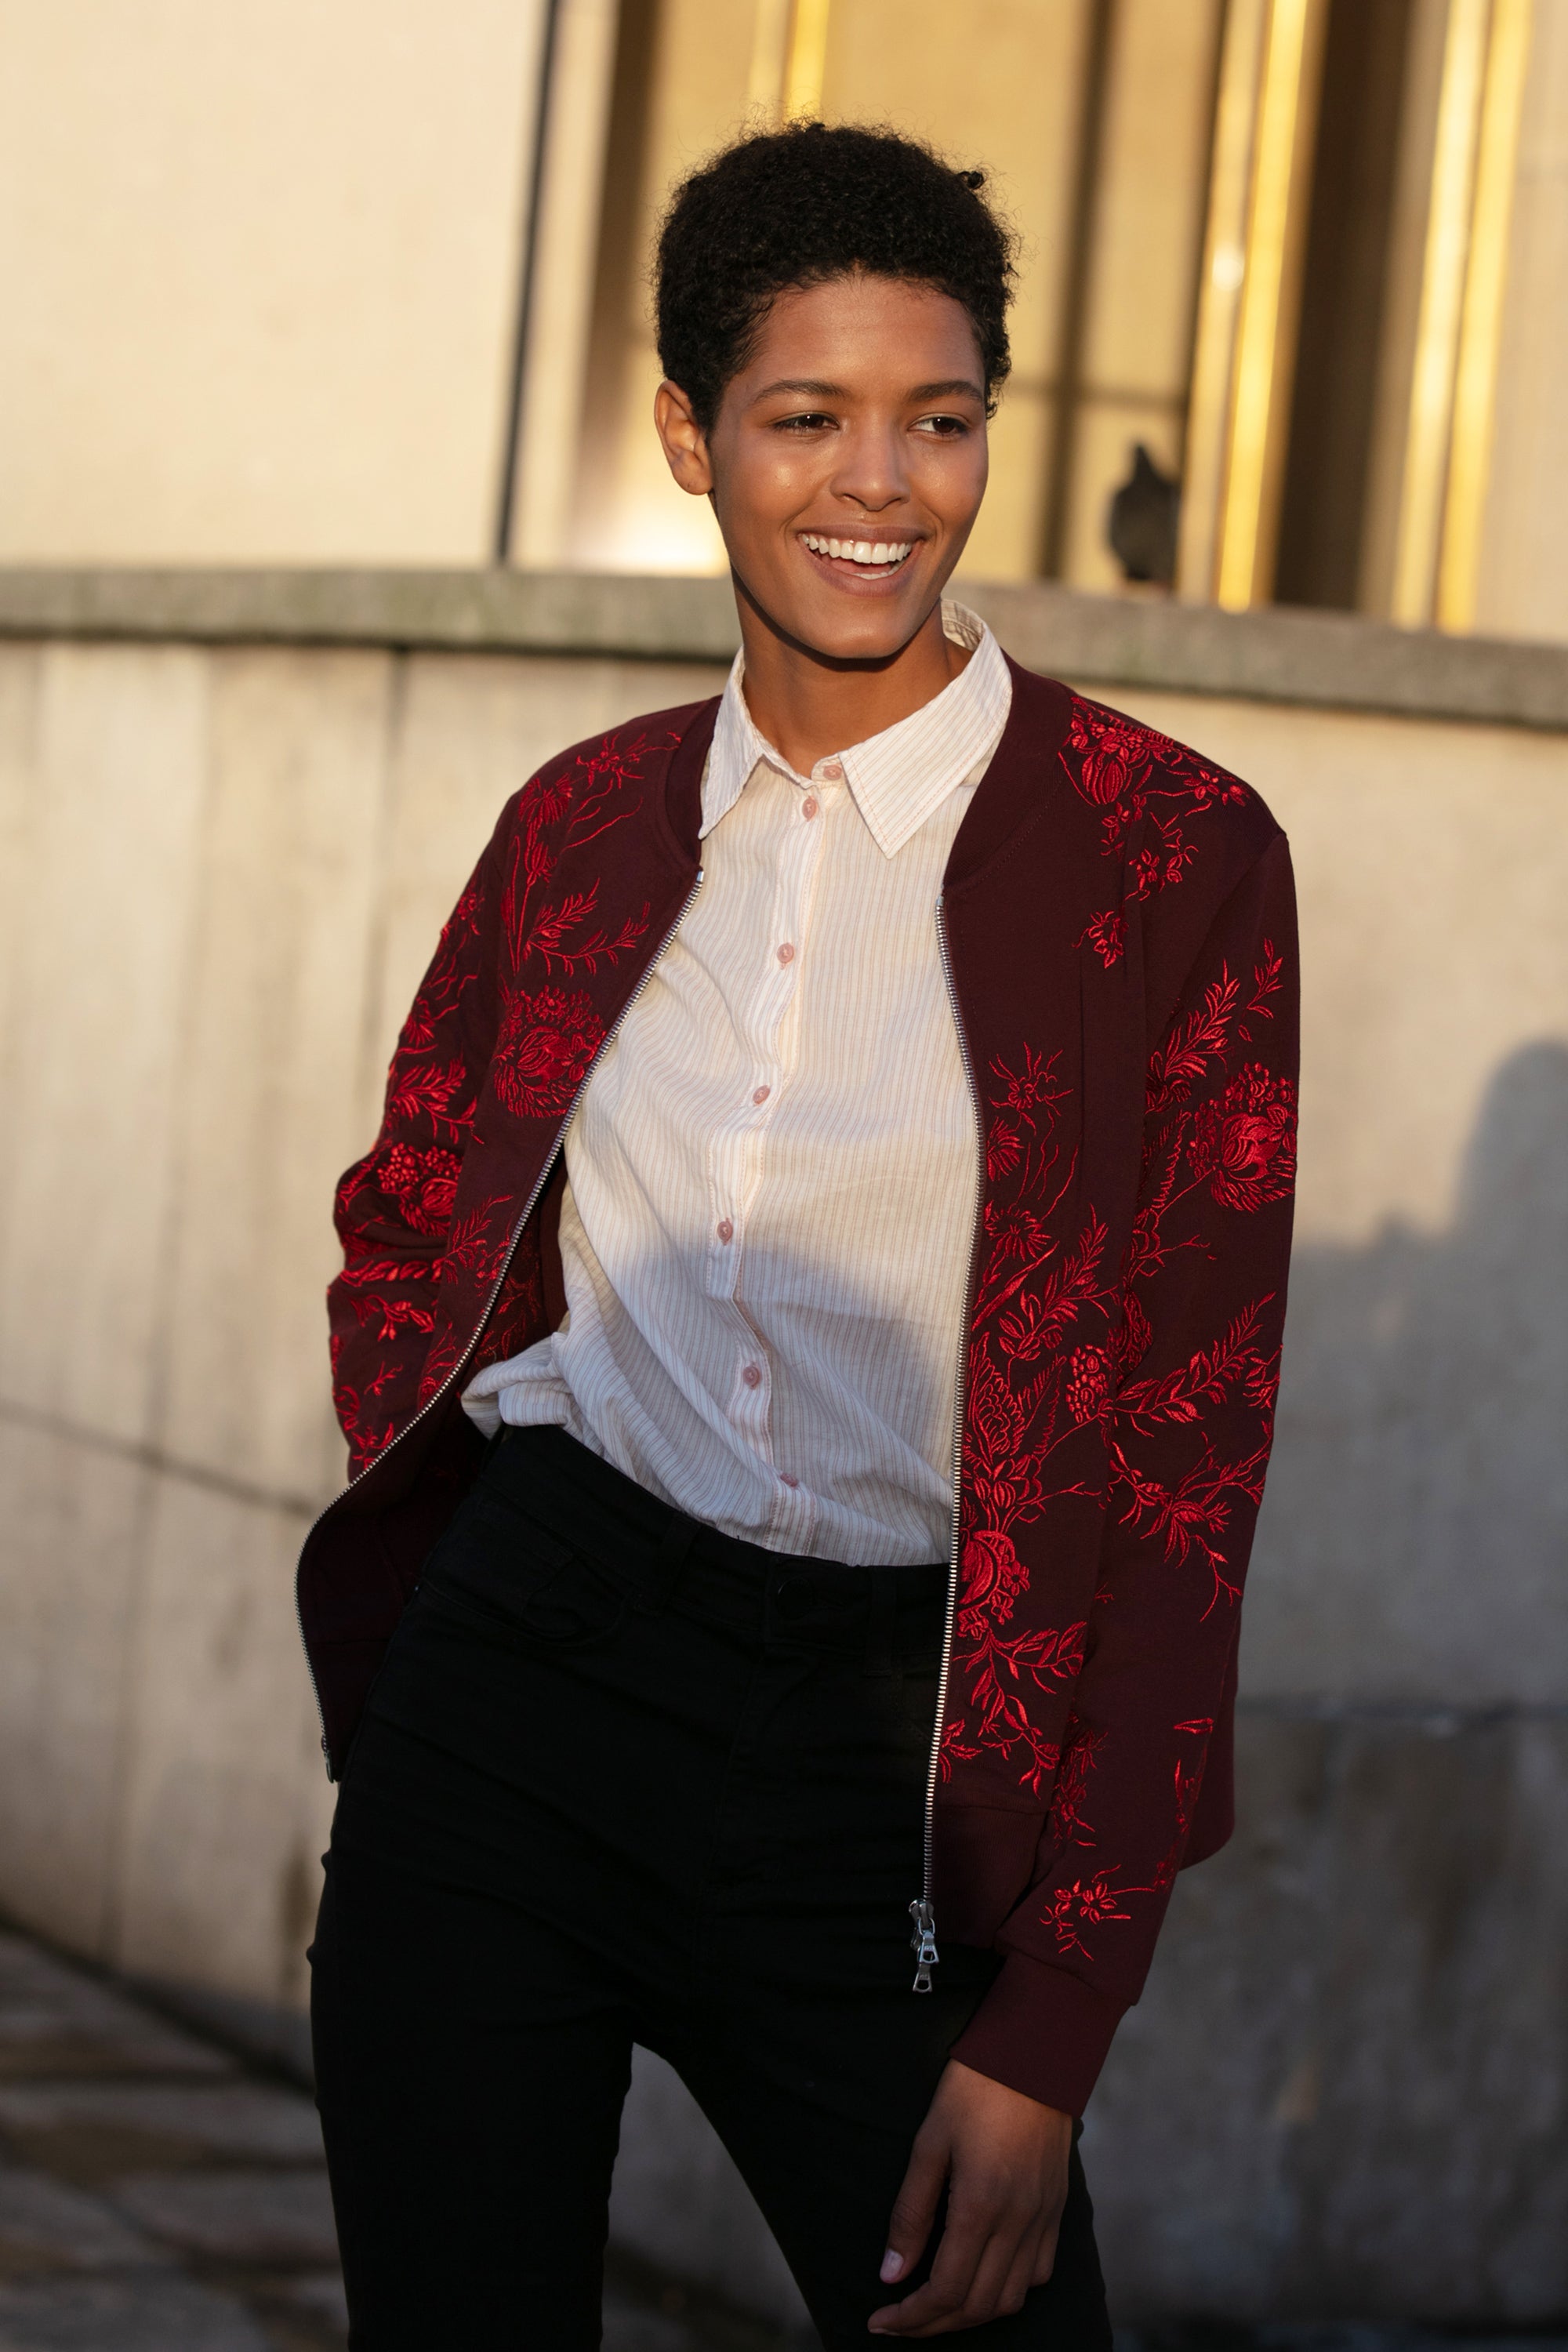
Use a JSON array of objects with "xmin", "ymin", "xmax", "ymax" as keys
[
  {"xmin": 868, "ymin": 2195, "xmax": 1038, "ymax": 2336},
  {"xmin": 1031, "ymin": 2209, "xmax": 1062, "ymax": 2286},
  {"xmin": 876, "ymin": 2122, "xmax": 947, "ymax": 2298},
  {"xmin": 869, "ymin": 2064, "xmax": 1076, "ymax": 2335}
]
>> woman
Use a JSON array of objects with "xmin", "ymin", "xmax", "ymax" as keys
[{"xmin": 303, "ymin": 122, "xmax": 1298, "ymax": 2347}]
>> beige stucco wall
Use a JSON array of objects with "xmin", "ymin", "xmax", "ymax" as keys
[
  {"xmin": 0, "ymin": 0, "xmax": 544, "ymax": 564},
  {"xmin": 0, "ymin": 627, "xmax": 1563, "ymax": 2317}
]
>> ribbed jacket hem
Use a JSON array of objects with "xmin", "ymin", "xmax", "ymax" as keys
[{"xmin": 949, "ymin": 1951, "xmax": 1126, "ymax": 2117}]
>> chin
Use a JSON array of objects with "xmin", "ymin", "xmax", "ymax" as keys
[{"xmin": 786, "ymin": 596, "xmax": 929, "ymax": 665}]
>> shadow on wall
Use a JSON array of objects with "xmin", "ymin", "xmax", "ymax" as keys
[
  {"xmin": 1246, "ymin": 1037, "xmax": 1568, "ymax": 1702},
  {"xmin": 1083, "ymin": 1039, "xmax": 1568, "ymax": 2322}
]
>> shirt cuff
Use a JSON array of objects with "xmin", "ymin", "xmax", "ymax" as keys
[
  {"xmin": 459, "ymin": 1387, "xmax": 503, "ymax": 1438},
  {"xmin": 949, "ymin": 1951, "xmax": 1126, "ymax": 2117}
]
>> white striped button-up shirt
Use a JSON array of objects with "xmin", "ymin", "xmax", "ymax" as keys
[{"xmin": 462, "ymin": 603, "xmax": 1012, "ymax": 1565}]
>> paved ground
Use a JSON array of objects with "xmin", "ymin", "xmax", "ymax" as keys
[{"xmin": 0, "ymin": 1925, "xmax": 795, "ymax": 2351}]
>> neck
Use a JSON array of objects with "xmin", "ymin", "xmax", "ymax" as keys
[{"xmin": 731, "ymin": 579, "xmax": 971, "ymax": 773}]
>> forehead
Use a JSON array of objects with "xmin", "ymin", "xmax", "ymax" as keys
[{"xmin": 741, "ymin": 274, "xmax": 984, "ymax": 387}]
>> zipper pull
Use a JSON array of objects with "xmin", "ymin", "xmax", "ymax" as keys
[{"xmin": 909, "ymin": 1898, "xmax": 939, "ymax": 1994}]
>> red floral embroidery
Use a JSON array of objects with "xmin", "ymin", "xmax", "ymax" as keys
[
  {"xmin": 1080, "ymin": 910, "xmax": 1126, "ymax": 967},
  {"xmin": 329, "ymin": 721, "xmax": 679, "ymax": 1479},
  {"xmin": 396, "ymin": 883, "xmax": 483, "ymax": 1055},
  {"xmin": 503, "ymin": 735, "xmax": 658, "ymax": 980},
  {"xmin": 1043, "ymin": 1871, "xmax": 1133, "ymax": 1958},
  {"xmin": 1065, "ymin": 1345, "xmax": 1112, "ymax": 1425},
  {"xmin": 416, "ymin": 1327, "xmax": 462, "ymax": 1408},
  {"xmin": 331, "ymin": 1354, "xmax": 400, "ymax": 1470},
  {"xmin": 1152, "ymin": 1721, "xmax": 1213, "ymax": 1889},
  {"xmin": 957, "ymin": 1528, "xmax": 1029, "ymax": 1639},
  {"xmin": 493, "ymin": 985, "xmax": 604, "ymax": 1120},
  {"xmin": 386, "ymin": 1058, "xmax": 475, "ymax": 1145},
  {"xmin": 1113, "ymin": 1299, "xmax": 1276, "ymax": 1436},
  {"xmin": 1189, "ymin": 1064, "xmax": 1297, "ymax": 1210},
  {"xmin": 946, "ymin": 1029, "xmax": 1116, "ymax": 1787},
  {"xmin": 946, "ymin": 1618, "xmax": 1083, "ymax": 1797},
  {"xmin": 946, "ymin": 780, "xmax": 1291, "ymax": 1802},
  {"xmin": 1046, "ymin": 1715, "xmax": 1105, "ymax": 1846},
  {"xmin": 349, "ymin": 1293, "xmax": 437, "ymax": 1345},
  {"xmin": 1146, "ymin": 967, "xmax": 1240, "ymax": 1114},
  {"xmin": 438, "ymin": 1200, "xmax": 515, "ymax": 1289},
  {"xmin": 1068, "ymin": 711, "xmax": 1154, "ymax": 807},
  {"xmin": 1060, "ymin": 696, "xmax": 1250, "ymax": 913},
  {"xmin": 986, "ymin": 1118, "xmax": 1022, "ymax": 1181},
  {"xmin": 1112, "ymin": 1293, "xmax": 1152, "ymax": 1379},
  {"xmin": 378, "ymin": 1142, "xmax": 461, "ymax": 1236}
]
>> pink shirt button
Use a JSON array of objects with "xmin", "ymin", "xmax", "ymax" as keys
[
  {"xmin": 752, "ymin": 1083, "xmax": 770, "ymax": 1105},
  {"xmin": 777, "ymin": 942, "xmax": 795, "ymax": 966},
  {"xmin": 779, "ymin": 1472, "xmax": 799, "ymax": 1488},
  {"xmin": 801, "ymin": 797, "xmax": 818, "ymax": 821},
  {"xmin": 742, "ymin": 1363, "xmax": 762, "ymax": 1389},
  {"xmin": 717, "ymin": 1218, "xmax": 733, "ymax": 1243},
  {"xmin": 821, "ymin": 760, "xmax": 844, "ymax": 782}
]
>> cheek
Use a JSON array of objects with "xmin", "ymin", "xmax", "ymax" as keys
[
  {"xmin": 717, "ymin": 443, "xmax": 825, "ymax": 541},
  {"xmin": 919, "ymin": 438, "xmax": 989, "ymax": 521}
]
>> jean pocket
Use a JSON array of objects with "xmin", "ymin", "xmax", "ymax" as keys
[{"xmin": 420, "ymin": 1490, "xmax": 625, "ymax": 1651}]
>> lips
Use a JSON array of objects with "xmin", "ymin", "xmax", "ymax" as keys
[{"xmin": 800, "ymin": 532, "xmax": 915, "ymax": 571}]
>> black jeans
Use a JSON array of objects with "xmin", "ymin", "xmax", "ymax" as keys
[{"xmin": 310, "ymin": 1423, "xmax": 1111, "ymax": 2350}]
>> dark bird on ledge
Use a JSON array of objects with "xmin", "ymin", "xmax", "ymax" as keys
[{"xmin": 1108, "ymin": 443, "xmax": 1181, "ymax": 585}]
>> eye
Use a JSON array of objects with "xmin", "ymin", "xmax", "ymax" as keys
[
  {"xmin": 774, "ymin": 410, "xmax": 838, "ymax": 433},
  {"xmin": 913, "ymin": 412, "xmax": 971, "ymax": 437}
]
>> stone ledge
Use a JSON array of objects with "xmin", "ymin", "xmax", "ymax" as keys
[{"xmin": 2, "ymin": 566, "xmax": 1567, "ymax": 731}]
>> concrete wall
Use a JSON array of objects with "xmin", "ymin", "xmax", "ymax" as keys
[{"xmin": 0, "ymin": 590, "xmax": 1563, "ymax": 2326}]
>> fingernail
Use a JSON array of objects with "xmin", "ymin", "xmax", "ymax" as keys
[{"xmin": 880, "ymin": 2250, "xmax": 904, "ymax": 2284}]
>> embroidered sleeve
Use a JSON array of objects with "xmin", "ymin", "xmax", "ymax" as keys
[
  {"xmin": 325, "ymin": 826, "xmax": 505, "ymax": 1478},
  {"xmin": 954, "ymin": 827, "xmax": 1299, "ymax": 2110}
]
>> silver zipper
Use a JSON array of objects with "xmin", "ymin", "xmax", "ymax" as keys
[
  {"xmin": 297, "ymin": 866, "xmax": 706, "ymax": 1775},
  {"xmin": 909, "ymin": 892, "xmax": 985, "ymax": 1991}
]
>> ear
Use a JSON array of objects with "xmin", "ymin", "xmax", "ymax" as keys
[{"xmin": 654, "ymin": 379, "xmax": 714, "ymax": 497}]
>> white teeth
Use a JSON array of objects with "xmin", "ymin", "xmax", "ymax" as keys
[{"xmin": 802, "ymin": 532, "xmax": 913, "ymax": 567}]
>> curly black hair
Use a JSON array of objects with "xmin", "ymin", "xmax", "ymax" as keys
[{"xmin": 655, "ymin": 121, "xmax": 1016, "ymax": 434}]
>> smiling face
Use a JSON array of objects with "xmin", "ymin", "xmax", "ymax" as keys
[{"xmin": 655, "ymin": 273, "xmax": 990, "ymax": 667}]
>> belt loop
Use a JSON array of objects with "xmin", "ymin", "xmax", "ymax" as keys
[
  {"xmin": 866, "ymin": 1565, "xmax": 896, "ymax": 1678},
  {"xmin": 644, "ymin": 1513, "xmax": 699, "ymax": 1613}
]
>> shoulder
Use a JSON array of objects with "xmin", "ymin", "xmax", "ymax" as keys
[
  {"xmin": 488, "ymin": 692, "xmax": 722, "ymax": 849},
  {"xmin": 1058, "ymin": 688, "xmax": 1283, "ymax": 865},
  {"xmin": 1056, "ymin": 685, "xmax": 1285, "ymax": 968},
  {"xmin": 972, "ymin": 672, "xmax": 1287, "ymax": 1024}
]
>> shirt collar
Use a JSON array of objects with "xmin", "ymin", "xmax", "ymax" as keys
[{"xmin": 702, "ymin": 600, "xmax": 1013, "ymax": 858}]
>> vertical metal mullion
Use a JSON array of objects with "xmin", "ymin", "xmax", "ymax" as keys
[
  {"xmin": 494, "ymin": 0, "xmax": 568, "ymax": 567},
  {"xmin": 1037, "ymin": 0, "xmax": 1120, "ymax": 581}
]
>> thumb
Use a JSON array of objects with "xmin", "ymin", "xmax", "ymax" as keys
[{"xmin": 880, "ymin": 2125, "xmax": 949, "ymax": 2287}]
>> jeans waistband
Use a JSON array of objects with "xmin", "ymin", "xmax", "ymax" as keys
[{"xmin": 485, "ymin": 1422, "xmax": 949, "ymax": 1674}]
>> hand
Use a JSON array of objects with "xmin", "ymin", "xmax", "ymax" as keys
[{"xmin": 868, "ymin": 2060, "xmax": 1073, "ymax": 2336}]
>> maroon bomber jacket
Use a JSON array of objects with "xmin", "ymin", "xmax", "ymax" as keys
[{"xmin": 298, "ymin": 657, "xmax": 1298, "ymax": 2116}]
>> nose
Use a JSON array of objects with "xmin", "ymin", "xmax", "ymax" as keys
[{"xmin": 829, "ymin": 416, "xmax": 909, "ymax": 514}]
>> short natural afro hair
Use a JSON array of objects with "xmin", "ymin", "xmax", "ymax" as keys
[{"xmin": 655, "ymin": 121, "xmax": 1016, "ymax": 434}]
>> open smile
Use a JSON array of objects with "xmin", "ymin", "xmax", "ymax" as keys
[{"xmin": 799, "ymin": 531, "xmax": 919, "ymax": 582}]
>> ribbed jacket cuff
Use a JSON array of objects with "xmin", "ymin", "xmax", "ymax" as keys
[{"xmin": 949, "ymin": 1951, "xmax": 1126, "ymax": 2117}]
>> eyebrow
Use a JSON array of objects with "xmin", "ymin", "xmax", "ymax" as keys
[{"xmin": 751, "ymin": 376, "xmax": 986, "ymax": 403}]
